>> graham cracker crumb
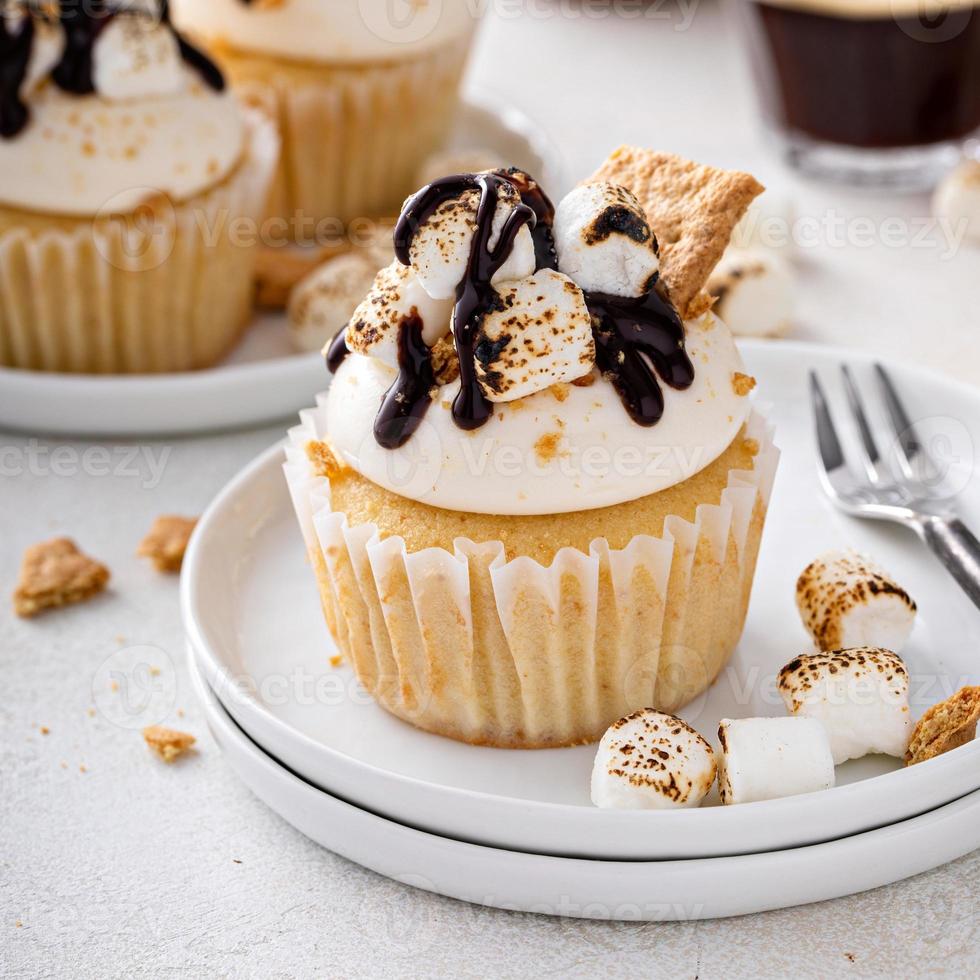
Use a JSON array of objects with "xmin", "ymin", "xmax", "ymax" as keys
[
  {"xmin": 329, "ymin": 654, "xmax": 343, "ymax": 668},
  {"xmin": 39, "ymin": 726, "xmax": 50, "ymax": 735},
  {"xmin": 732, "ymin": 372, "xmax": 757, "ymax": 396},
  {"xmin": 143, "ymin": 725, "xmax": 196, "ymax": 764},
  {"xmin": 306, "ymin": 440, "xmax": 350, "ymax": 480},
  {"xmin": 137, "ymin": 516, "xmax": 198, "ymax": 573},
  {"xmin": 906, "ymin": 687, "xmax": 980, "ymax": 765},
  {"xmin": 743, "ymin": 437, "xmax": 760, "ymax": 456},
  {"xmin": 685, "ymin": 292, "xmax": 717, "ymax": 319},
  {"xmin": 550, "ymin": 383, "xmax": 571, "ymax": 403},
  {"xmin": 533, "ymin": 431, "xmax": 563, "ymax": 465},
  {"xmin": 589, "ymin": 146, "xmax": 764, "ymax": 318},
  {"xmin": 571, "ymin": 371, "xmax": 596, "ymax": 388},
  {"xmin": 13, "ymin": 538, "xmax": 110, "ymax": 618}
]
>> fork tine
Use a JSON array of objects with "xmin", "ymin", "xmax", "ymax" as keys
[
  {"xmin": 810, "ymin": 371, "xmax": 846, "ymax": 473},
  {"xmin": 841, "ymin": 365, "xmax": 882, "ymax": 481},
  {"xmin": 874, "ymin": 363, "xmax": 926, "ymax": 480}
]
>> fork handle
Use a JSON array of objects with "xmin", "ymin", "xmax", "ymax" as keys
[{"xmin": 914, "ymin": 516, "xmax": 980, "ymax": 612}]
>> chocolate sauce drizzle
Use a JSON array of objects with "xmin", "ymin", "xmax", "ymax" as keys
[
  {"xmin": 325, "ymin": 167, "xmax": 695, "ymax": 448},
  {"xmin": 0, "ymin": 0, "xmax": 224, "ymax": 139}
]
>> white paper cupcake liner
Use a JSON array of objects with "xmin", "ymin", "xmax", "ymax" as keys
[
  {"xmin": 0, "ymin": 108, "xmax": 279, "ymax": 374},
  {"xmin": 284, "ymin": 402, "xmax": 779, "ymax": 748}
]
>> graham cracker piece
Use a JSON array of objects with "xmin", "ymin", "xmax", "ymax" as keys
[
  {"xmin": 137, "ymin": 516, "xmax": 198, "ymax": 573},
  {"xmin": 255, "ymin": 243, "xmax": 350, "ymax": 310},
  {"xmin": 143, "ymin": 725, "xmax": 196, "ymax": 764},
  {"xmin": 589, "ymin": 146, "xmax": 764, "ymax": 317},
  {"xmin": 906, "ymin": 686, "xmax": 980, "ymax": 766},
  {"xmin": 13, "ymin": 538, "xmax": 110, "ymax": 618}
]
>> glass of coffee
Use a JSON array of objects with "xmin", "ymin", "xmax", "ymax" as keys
[{"xmin": 736, "ymin": 0, "xmax": 980, "ymax": 187}]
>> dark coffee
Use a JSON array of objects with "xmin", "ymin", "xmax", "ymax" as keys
[{"xmin": 745, "ymin": 0, "xmax": 980, "ymax": 149}]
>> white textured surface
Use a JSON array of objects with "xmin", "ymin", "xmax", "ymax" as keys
[{"xmin": 3, "ymin": 2, "xmax": 980, "ymax": 975}]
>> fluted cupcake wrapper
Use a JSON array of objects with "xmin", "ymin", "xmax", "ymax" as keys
[
  {"xmin": 217, "ymin": 34, "xmax": 472, "ymax": 230},
  {"xmin": 0, "ymin": 109, "xmax": 279, "ymax": 374},
  {"xmin": 284, "ymin": 405, "xmax": 779, "ymax": 749}
]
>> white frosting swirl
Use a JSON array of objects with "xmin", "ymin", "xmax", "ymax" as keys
[
  {"xmin": 172, "ymin": 0, "xmax": 479, "ymax": 64},
  {"xmin": 323, "ymin": 312, "xmax": 754, "ymax": 515}
]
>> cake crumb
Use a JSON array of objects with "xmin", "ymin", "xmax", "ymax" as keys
[
  {"xmin": 732, "ymin": 372, "xmax": 756, "ymax": 396},
  {"xmin": 743, "ymin": 437, "xmax": 760, "ymax": 456},
  {"xmin": 137, "ymin": 516, "xmax": 198, "ymax": 573},
  {"xmin": 143, "ymin": 725, "xmax": 196, "ymax": 764},
  {"xmin": 13, "ymin": 538, "xmax": 110, "ymax": 618}
]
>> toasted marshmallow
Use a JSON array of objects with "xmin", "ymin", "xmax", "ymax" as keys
[
  {"xmin": 933, "ymin": 159, "xmax": 980, "ymax": 245},
  {"xmin": 405, "ymin": 179, "xmax": 536, "ymax": 300},
  {"xmin": 707, "ymin": 248, "xmax": 795, "ymax": 338},
  {"xmin": 474, "ymin": 269, "xmax": 594, "ymax": 402},
  {"xmin": 797, "ymin": 550, "xmax": 917, "ymax": 653},
  {"xmin": 718, "ymin": 717, "xmax": 835, "ymax": 806},
  {"xmin": 93, "ymin": 13, "xmax": 185, "ymax": 101},
  {"xmin": 778, "ymin": 649, "xmax": 911, "ymax": 765},
  {"xmin": 591, "ymin": 709, "xmax": 716, "ymax": 810},
  {"xmin": 338, "ymin": 260, "xmax": 453, "ymax": 366},
  {"xmin": 730, "ymin": 193, "xmax": 796, "ymax": 254},
  {"xmin": 553, "ymin": 182, "xmax": 660, "ymax": 298},
  {"xmin": 288, "ymin": 254, "xmax": 382, "ymax": 354}
]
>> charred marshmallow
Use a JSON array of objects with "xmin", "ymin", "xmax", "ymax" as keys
[
  {"xmin": 591, "ymin": 709, "xmax": 716, "ymax": 810},
  {"xmin": 707, "ymin": 248, "xmax": 795, "ymax": 338},
  {"xmin": 797, "ymin": 550, "xmax": 917, "ymax": 654},
  {"xmin": 340, "ymin": 260, "xmax": 453, "ymax": 367},
  {"xmin": 778, "ymin": 648, "xmax": 911, "ymax": 765},
  {"xmin": 405, "ymin": 178, "xmax": 536, "ymax": 300},
  {"xmin": 473, "ymin": 269, "xmax": 594, "ymax": 402},
  {"xmin": 553, "ymin": 182, "xmax": 660, "ymax": 298},
  {"xmin": 717, "ymin": 717, "xmax": 835, "ymax": 805}
]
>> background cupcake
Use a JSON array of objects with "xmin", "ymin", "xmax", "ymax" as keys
[
  {"xmin": 172, "ymin": 0, "xmax": 480, "ymax": 236},
  {"xmin": 285, "ymin": 152, "xmax": 778, "ymax": 749},
  {"xmin": 0, "ymin": 2, "xmax": 278, "ymax": 374}
]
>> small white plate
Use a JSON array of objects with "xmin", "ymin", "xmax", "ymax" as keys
[
  {"xmin": 182, "ymin": 340, "xmax": 980, "ymax": 860},
  {"xmin": 190, "ymin": 647, "xmax": 980, "ymax": 922},
  {"xmin": 0, "ymin": 93, "xmax": 563, "ymax": 438}
]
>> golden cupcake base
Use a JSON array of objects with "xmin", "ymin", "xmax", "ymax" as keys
[{"xmin": 285, "ymin": 411, "xmax": 779, "ymax": 749}]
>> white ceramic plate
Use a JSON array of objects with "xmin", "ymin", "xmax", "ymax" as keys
[
  {"xmin": 0, "ymin": 94, "xmax": 564, "ymax": 438},
  {"xmin": 190, "ymin": 647, "xmax": 980, "ymax": 922},
  {"xmin": 182, "ymin": 340, "xmax": 980, "ymax": 860}
]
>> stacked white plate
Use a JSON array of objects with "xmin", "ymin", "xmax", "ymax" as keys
[{"xmin": 182, "ymin": 341, "xmax": 980, "ymax": 920}]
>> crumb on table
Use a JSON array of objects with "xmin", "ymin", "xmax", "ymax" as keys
[
  {"xmin": 137, "ymin": 516, "xmax": 198, "ymax": 573},
  {"xmin": 143, "ymin": 725, "xmax": 196, "ymax": 764},
  {"xmin": 13, "ymin": 538, "xmax": 110, "ymax": 618}
]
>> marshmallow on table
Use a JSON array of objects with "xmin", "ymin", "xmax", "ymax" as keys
[
  {"xmin": 473, "ymin": 269, "xmax": 594, "ymax": 402},
  {"xmin": 718, "ymin": 717, "xmax": 835, "ymax": 805},
  {"xmin": 591, "ymin": 709, "xmax": 717, "ymax": 810},
  {"xmin": 288, "ymin": 253, "xmax": 382, "ymax": 354},
  {"xmin": 933, "ymin": 159, "xmax": 980, "ymax": 246},
  {"xmin": 333, "ymin": 260, "xmax": 453, "ymax": 366},
  {"xmin": 797, "ymin": 550, "xmax": 917, "ymax": 654},
  {"xmin": 706, "ymin": 248, "xmax": 795, "ymax": 338},
  {"xmin": 405, "ymin": 178, "xmax": 536, "ymax": 300},
  {"xmin": 778, "ymin": 648, "xmax": 911, "ymax": 765},
  {"xmin": 553, "ymin": 182, "xmax": 660, "ymax": 298}
]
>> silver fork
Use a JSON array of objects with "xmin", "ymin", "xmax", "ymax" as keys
[{"xmin": 810, "ymin": 363, "xmax": 980, "ymax": 612}]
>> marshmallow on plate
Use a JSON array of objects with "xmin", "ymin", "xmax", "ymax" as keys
[
  {"xmin": 405, "ymin": 179, "xmax": 536, "ymax": 300},
  {"xmin": 706, "ymin": 248, "xmax": 795, "ymax": 338},
  {"xmin": 778, "ymin": 648, "xmax": 911, "ymax": 765},
  {"xmin": 591, "ymin": 709, "xmax": 716, "ymax": 810},
  {"xmin": 473, "ymin": 269, "xmax": 594, "ymax": 402},
  {"xmin": 338, "ymin": 260, "xmax": 453, "ymax": 366},
  {"xmin": 717, "ymin": 717, "xmax": 835, "ymax": 805},
  {"xmin": 933, "ymin": 159, "xmax": 980, "ymax": 245},
  {"xmin": 288, "ymin": 253, "xmax": 382, "ymax": 354},
  {"xmin": 553, "ymin": 182, "xmax": 660, "ymax": 298},
  {"xmin": 797, "ymin": 550, "xmax": 917, "ymax": 653}
]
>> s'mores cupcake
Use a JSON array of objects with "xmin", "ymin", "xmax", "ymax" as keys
[
  {"xmin": 172, "ymin": 0, "xmax": 480, "ymax": 233},
  {"xmin": 0, "ymin": 2, "xmax": 278, "ymax": 373},
  {"xmin": 285, "ymin": 148, "xmax": 779, "ymax": 748}
]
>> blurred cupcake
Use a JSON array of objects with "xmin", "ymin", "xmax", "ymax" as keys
[
  {"xmin": 0, "ymin": 2, "xmax": 278, "ymax": 374},
  {"xmin": 285, "ymin": 153, "xmax": 778, "ymax": 749},
  {"xmin": 172, "ymin": 0, "xmax": 480, "ymax": 234}
]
